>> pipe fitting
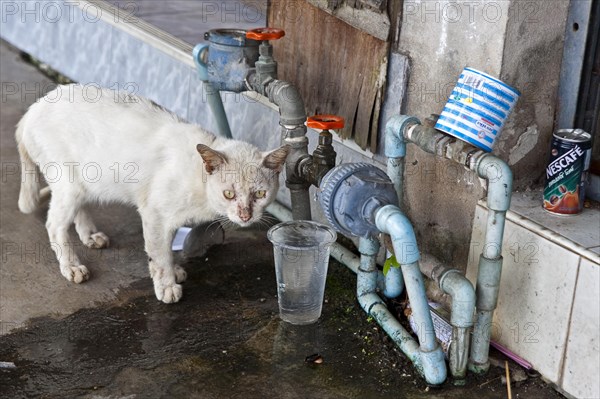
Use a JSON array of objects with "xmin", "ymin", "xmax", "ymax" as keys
[
  {"xmin": 476, "ymin": 155, "xmax": 513, "ymax": 212},
  {"xmin": 192, "ymin": 43, "xmax": 209, "ymax": 81},
  {"xmin": 404, "ymin": 123, "xmax": 447, "ymax": 155},
  {"xmin": 357, "ymin": 237, "xmax": 382, "ymax": 305},
  {"xmin": 402, "ymin": 261, "xmax": 447, "ymax": 381},
  {"xmin": 264, "ymin": 79, "xmax": 307, "ymax": 126},
  {"xmin": 439, "ymin": 269, "xmax": 475, "ymax": 328},
  {"xmin": 381, "ymin": 266, "xmax": 404, "ymax": 298},
  {"xmin": 404, "ymin": 123, "xmax": 489, "ymax": 171},
  {"xmin": 284, "ymin": 136, "xmax": 309, "ymax": 182},
  {"xmin": 385, "ymin": 115, "xmax": 420, "ymax": 158},
  {"xmin": 375, "ymin": 205, "xmax": 420, "ymax": 264},
  {"xmin": 419, "ymin": 346, "xmax": 448, "ymax": 386},
  {"xmin": 475, "ymin": 255, "xmax": 503, "ymax": 311},
  {"xmin": 359, "ymin": 236, "xmax": 380, "ymax": 258},
  {"xmin": 416, "ymin": 254, "xmax": 473, "ymax": 381},
  {"xmin": 470, "ymin": 310, "xmax": 494, "ymax": 373},
  {"xmin": 450, "ymin": 327, "xmax": 471, "ymax": 382},
  {"xmin": 283, "ymin": 125, "xmax": 308, "ymax": 140}
]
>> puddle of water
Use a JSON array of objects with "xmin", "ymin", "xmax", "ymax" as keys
[{"xmin": 0, "ymin": 236, "xmax": 563, "ymax": 399}]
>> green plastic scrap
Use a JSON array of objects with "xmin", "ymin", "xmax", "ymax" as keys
[{"xmin": 383, "ymin": 255, "xmax": 401, "ymax": 276}]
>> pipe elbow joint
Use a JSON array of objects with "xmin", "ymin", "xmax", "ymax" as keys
[
  {"xmin": 375, "ymin": 205, "xmax": 420, "ymax": 264},
  {"xmin": 419, "ymin": 346, "xmax": 447, "ymax": 385},
  {"xmin": 265, "ymin": 80, "xmax": 306, "ymax": 126},
  {"xmin": 477, "ymin": 155, "xmax": 513, "ymax": 211},
  {"xmin": 358, "ymin": 292, "xmax": 386, "ymax": 315},
  {"xmin": 439, "ymin": 270, "xmax": 475, "ymax": 328},
  {"xmin": 382, "ymin": 267, "xmax": 404, "ymax": 298},
  {"xmin": 385, "ymin": 115, "xmax": 421, "ymax": 158}
]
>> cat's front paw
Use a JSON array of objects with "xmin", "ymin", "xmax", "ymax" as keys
[
  {"xmin": 61, "ymin": 265, "xmax": 90, "ymax": 284},
  {"xmin": 154, "ymin": 283, "xmax": 183, "ymax": 304},
  {"xmin": 84, "ymin": 232, "xmax": 110, "ymax": 249}
]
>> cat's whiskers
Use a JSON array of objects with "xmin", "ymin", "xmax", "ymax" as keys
[
  {"xmin": 219, "ymin": 218, "xmax": 239, "ymax": 232},
  {"xmin": 205, "ymin": 218, "xmax": 225, "ymax": 232},
  {"xmin": 259, "ymin": 214, "xmax": 279, "ymax": 224},
  {"xmin": 255, "ymin": 214, "xmax": 279, "ymax": 230}
]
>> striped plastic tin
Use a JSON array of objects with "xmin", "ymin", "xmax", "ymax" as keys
[{"xmin": 435, "ymin": 67, "xmax": 520, "ymax": 152}]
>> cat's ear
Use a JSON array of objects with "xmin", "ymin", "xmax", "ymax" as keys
[
  {"xmin": 262, "ymin": 145, "xmax": 290, "ymax": 173},
  {"xmin": 197, "ymin": 144, "xmax": 227, "ymax": 174}
]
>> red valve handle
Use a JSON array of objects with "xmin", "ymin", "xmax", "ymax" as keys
[
  {"xmin": 307, "ymin": 115, "xmax": 345, "ymax": 130},
  {"xmin": 246, "ymin": 28, "xmax": 285, "ymax": 41}
]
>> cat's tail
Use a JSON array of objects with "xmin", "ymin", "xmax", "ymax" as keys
[{"xmin": 15, "ymin": 118, "xmax": 45, "ymax": 214}]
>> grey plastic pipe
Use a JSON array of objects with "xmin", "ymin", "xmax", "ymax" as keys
[
  {"xmin": 384, "ymin": 116, "xmax": 481, "ymax": 381},
  {"xmin": 356, "ymin": 237, "xmax": 423, "ymax": 368},
  {"xmin": 374, "ymin": 206, "xmax": 447, "ymax": 385},
  {"xmin": 385, "ymin": 115, "xmax": 419, "ymax": 210},
  {"xmin": 418, "ymin": 254, "xmax": 475, "ymax": 382},
  {"xmin": 385, "ymin": 116, "xmax": 513, "ymax": 374},
  {"xmin": 469, "ymin": 154, "xmax": 512, "ymax": 373}
]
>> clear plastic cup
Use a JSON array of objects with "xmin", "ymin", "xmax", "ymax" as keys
[{"xmin": 267, "ymin": 221, "xmax": 337, "ymax": 325}]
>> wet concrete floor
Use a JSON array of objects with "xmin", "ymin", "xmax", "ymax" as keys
[
  {"xmin": 0, "ymin": 235, "xmax": 563, "ymax": 399},
  {"xmin": 0, "ymin": 40, "xmax": 564, "ymax": 398}
]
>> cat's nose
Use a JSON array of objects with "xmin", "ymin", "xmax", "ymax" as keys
[{"xmin": 239, "ymin": 207, "xmax": 252, "ymax": 222}]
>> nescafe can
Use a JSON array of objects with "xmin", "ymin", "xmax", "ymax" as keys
[{"xmin": 543, "ymin": 129, "xmax": 592, "ymax": 215}]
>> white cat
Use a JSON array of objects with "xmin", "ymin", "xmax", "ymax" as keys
[{"xmin": 16, "ymin": 84, "xmax": 289, "ymax": 303}]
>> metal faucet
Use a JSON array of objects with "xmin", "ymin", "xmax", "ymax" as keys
[{"xmin": 298, "ymin": 115, "xmax": 344, "ymax": 187}]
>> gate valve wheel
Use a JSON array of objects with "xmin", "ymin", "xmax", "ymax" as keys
[
  {"xmin": 307, "ymin": 115, "xmax": 345, "ymax": 131},
  {"xmin": 246, "ymin": 28, "xmax": 285, "ymax": 41}
]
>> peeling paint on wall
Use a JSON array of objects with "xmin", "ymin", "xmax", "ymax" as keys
[{"xmin": 508, "ymin": 124, "xmax": 539, "ymax": 165}]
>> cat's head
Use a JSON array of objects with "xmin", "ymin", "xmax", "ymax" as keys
[{"xmin": 197, "ymin": 142, "xmax": 289, "ymax": 227}]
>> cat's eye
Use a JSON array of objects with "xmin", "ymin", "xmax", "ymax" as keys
[
  {"xmin": 255, "ymin": 190, "xmax": 266, "ymax": 199},
  {"xmin": 223, "ymin": 190, "xmax": 235, "ymax": 200}
]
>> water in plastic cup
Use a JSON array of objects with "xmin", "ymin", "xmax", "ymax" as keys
[{"xmin": 267, "ymin": 221, "xmax": 337, "ymax": 325}]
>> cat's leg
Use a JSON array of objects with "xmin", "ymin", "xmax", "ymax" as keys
[
  {"xmin": 140, "ymin": 212, "xmax": 182, "ymax": 303},
  {"xmin": 74, "ymin": 208, "xmax": 110, "ymax": 249},
  {"xmin": 46, "ymin": 194, "xmax": 90, "ymax": 283}
]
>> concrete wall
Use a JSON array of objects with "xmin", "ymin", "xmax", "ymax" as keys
[
  {"xmin": 499, "ymin": 0, "xmax": 571, "ymax": 187},
  {"xmin": 396, "ymin": 0, "xmax": 569, "ymax": 268}
]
